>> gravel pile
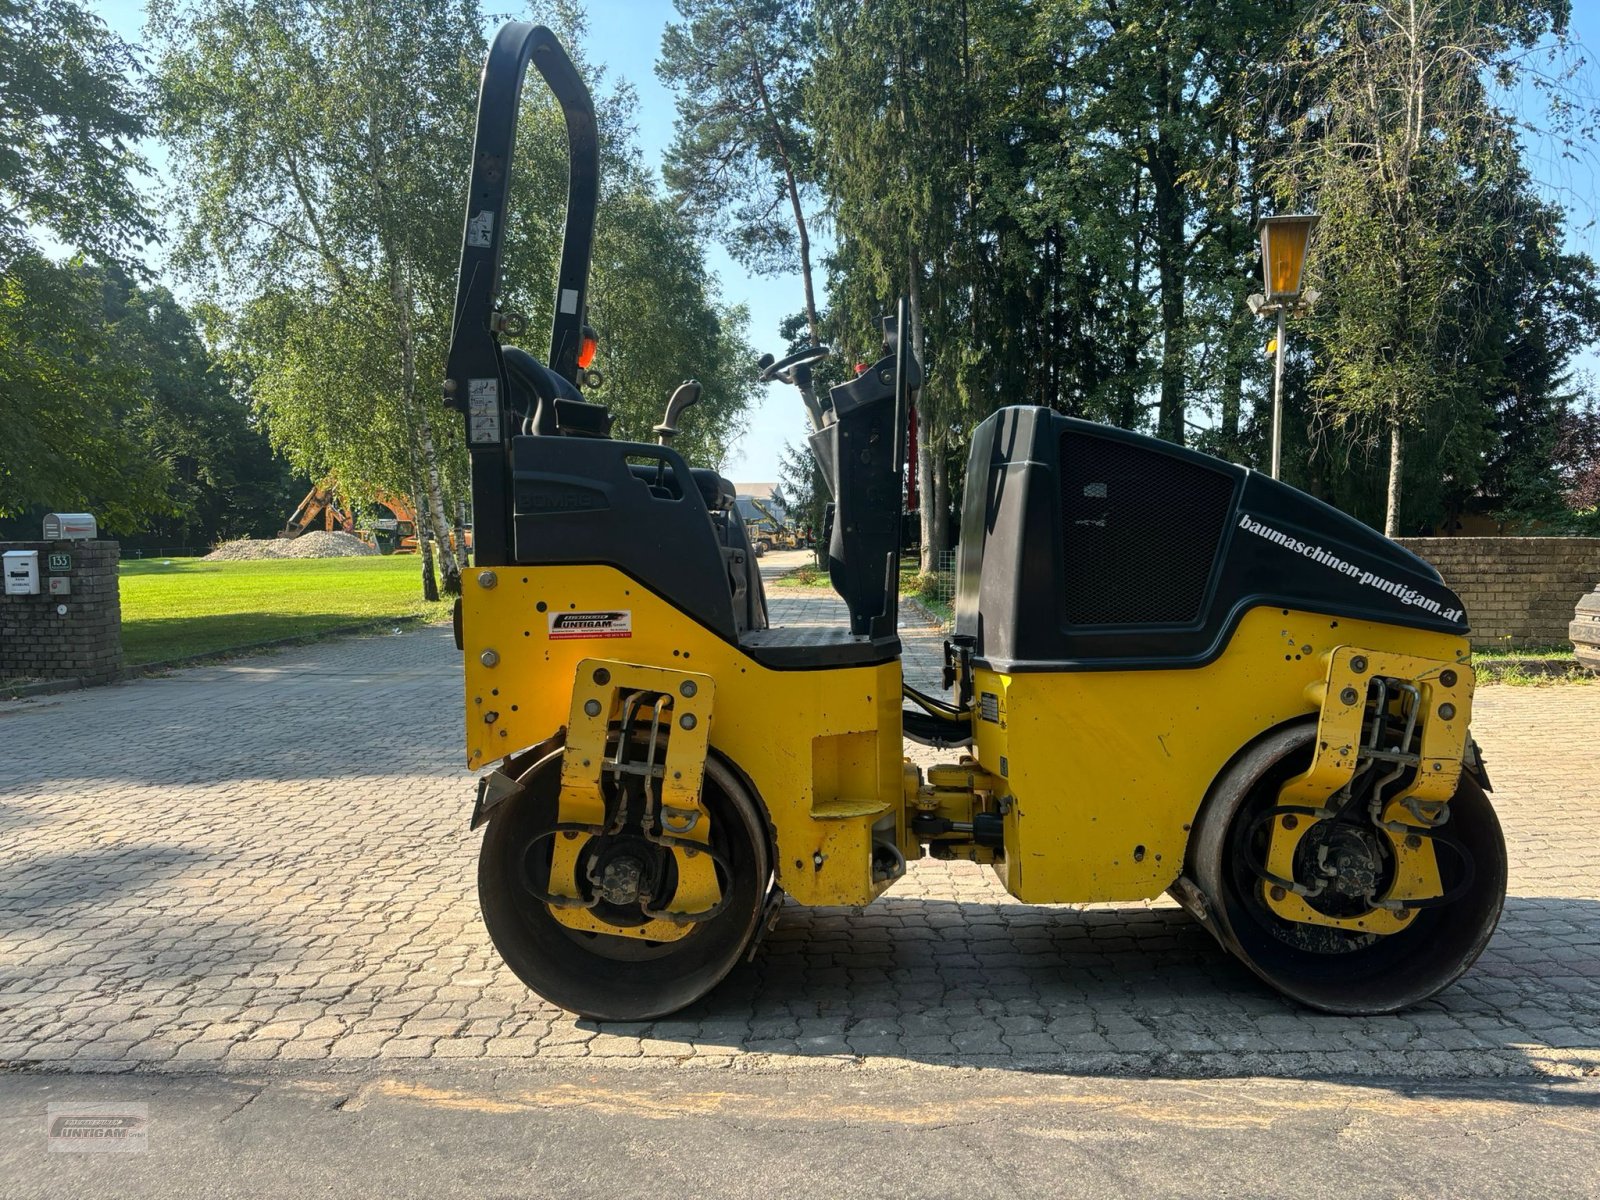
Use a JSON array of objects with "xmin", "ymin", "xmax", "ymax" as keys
[
  {"xmin": 281, "ymin": 531, "xmax": 381, "ymax": 558},
  {"xmin": 204, "ymin": 531, "xmax": 380, "ymax": 561}
]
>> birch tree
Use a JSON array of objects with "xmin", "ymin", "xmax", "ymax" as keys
[{"xmin": 153, "ymin": 0, "xmax": 478, "ymax": 593}]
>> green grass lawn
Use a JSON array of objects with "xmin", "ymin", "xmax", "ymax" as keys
[{"xmin": 119, "ymin": 556, "xmax": 453, "ymax": 666}]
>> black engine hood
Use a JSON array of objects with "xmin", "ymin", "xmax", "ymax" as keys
[{"xmin": 954, "ymin": 407, "xmax": 1466, "ymax": 672}]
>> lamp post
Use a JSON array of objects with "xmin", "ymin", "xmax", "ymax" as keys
[{"xmin": 1248, "ymin": 213, "xmax": 1319, "ymax": 480}]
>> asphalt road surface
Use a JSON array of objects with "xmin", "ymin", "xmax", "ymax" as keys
[{"xmin": 3, "ymin": 1065, "xmax": 1598, "ymax": 1199}]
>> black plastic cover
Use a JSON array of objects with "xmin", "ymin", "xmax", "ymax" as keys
[
  {"xmin": 512, "ymin": 436, "xmax": 889, "ymax": 668},
  {"xmin": 955, "ymin": 407, "xmax": 1468, "ymax": 671},
  {"xmin": 511, "ymin": 436, "xmax": 740, "ymax": 639}
]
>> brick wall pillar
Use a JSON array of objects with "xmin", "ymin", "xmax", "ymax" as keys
[{"xmin": 0, "ymin": 540, "xmax": 122, "ymax": 684}]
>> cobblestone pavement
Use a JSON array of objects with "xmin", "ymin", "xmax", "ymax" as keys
[{"xmin": 0, "ymin": 581, "xmax": 1597, "ymax": 1081}]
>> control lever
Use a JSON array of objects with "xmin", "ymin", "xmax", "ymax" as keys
[{"xmin": 655, "ymin": 379, "xmax": 702, "ymax": 446}]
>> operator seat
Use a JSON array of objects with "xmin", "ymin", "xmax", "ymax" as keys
[
  {"xmin": 502, "ymin": 346, "xmax": 733, "ymax": 511},
  {"xmin": 502, "ymin": 346, "xmax": 613, "ymax": 437}
]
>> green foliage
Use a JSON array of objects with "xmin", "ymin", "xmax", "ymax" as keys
[
  {"xmin": 0, "ymin": 0, "xmax": 178, "ymax": 526},
  {"xmin": 658, "ymin": 0, "xmax": 817, "ymax": 281},
  {"xmin": 777, "ymin": 438, "xmax": 826, "ymax": 545},
  {"xmin": 809, "ymin": 0, "xmax": 968, "ymax": 359},
  {"xmin": 0, "ymin": 255, "xmax": 167, "ymax": 525},
  {"xmin": 101, "ymin": 269, "xmax": 300, "ymax": 546},
  {"xmin": 157, "ymin": 0, "xmax": 756, "ymax": 553},
  {"xmin": 228, "ymin": 280, "xmax": 418, "ymax": 510},
  {"xmin": 151, "ymin": 0, "xmax": 482, "ymax": 297},
  {"xmin": 780, "ymin": 0, "xmax": 1599, "ymax": 535},
  {"xmin": 497, "ymin": 46, "xmax": 761, "ymax": 468},
  {"xmin": 1271, "ymin": 0, "xmax": 1594, "ymax": 533},
  {"xmin": 0, "ymin": 0, "xmax": 153, "ymax": 265},
  {"xmin": 151, "ymin": 0, "xmax": 484, "ymax": 529},
  {"xmin": 0, "ymin": 260, "xmax": 295, "ymax": 539}
]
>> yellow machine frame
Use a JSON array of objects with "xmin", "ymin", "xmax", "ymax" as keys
[{"xmin": 463, "ymin": 564, "xmax": 1472, "ymax": 915}]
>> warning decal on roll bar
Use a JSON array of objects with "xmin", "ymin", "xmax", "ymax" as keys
[
  {"xmin": 548, "ymin": 610, "xmax": 632, "ymax": 640},
  {"xmin": 467, "ymin": 378, "xmax": 500, "ymax": 444}
]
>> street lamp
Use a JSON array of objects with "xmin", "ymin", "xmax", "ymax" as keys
[{"xmin": 1248, "ymin": 213, "xmax": 1319, "ymax": 481}]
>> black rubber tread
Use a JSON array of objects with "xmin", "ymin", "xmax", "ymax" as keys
[{"xmin": 478, "ymin": 748, "xmax": 770, "ymax": 1021}]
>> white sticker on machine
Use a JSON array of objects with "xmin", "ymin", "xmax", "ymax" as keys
[
  {"xmin": 467, "ymin": 378, "xmax": 500, "ymax": 445},
  {"xmin": 467, "ymin": 209, "xmax": 495, "ymax": 247},
  {"xmin": 549, "ymin": 610, "xmax": 632, "ymax": 640}
]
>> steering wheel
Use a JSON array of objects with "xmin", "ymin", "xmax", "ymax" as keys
[{"xmin": 758, "ymin": 344, "xmax": 831, "ymax": 384}]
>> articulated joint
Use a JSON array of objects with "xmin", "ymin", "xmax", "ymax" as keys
[{"xmin": 902, "ymin": 756, "xmax": 1004, "ymax": 863}]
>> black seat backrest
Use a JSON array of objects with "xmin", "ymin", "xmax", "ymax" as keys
[{"xmin": 502, "ymin": 345, "xmax": 613, "ymax": 437}]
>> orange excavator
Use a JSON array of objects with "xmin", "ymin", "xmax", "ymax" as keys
[{"xmin": 280, "ymin": 483, "xmax": 423, "ymax": 555}]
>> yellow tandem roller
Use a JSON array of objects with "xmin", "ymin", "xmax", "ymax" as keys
[{"xmin": 442, "ymin": 23, "xmax": 1505, "ymax": 1021}]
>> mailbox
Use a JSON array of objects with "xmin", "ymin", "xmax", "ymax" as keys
[
  {"xmin": 42, "ymin": 512, "xmax": 97, "ymax": 540},
  {"xmin": 3, "ymin": 550, "xmax": 40, "ymax": 596}
]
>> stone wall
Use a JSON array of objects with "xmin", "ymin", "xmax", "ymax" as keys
[
  {"xmin": 1398, "ymin": 537, "xmax": 1600, "ymax": 650},
  {"xmin": 0, "ymin": 540, "xmax": 122, "ymax": 684}
]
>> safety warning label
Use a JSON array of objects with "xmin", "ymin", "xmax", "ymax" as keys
[
  {"xmin": 467, "ymin": 378, "xmax": 501, "ymax": 445},
  {"xmin": 548, "ymin": 610, "xmax": 632, "ymax": 640}
]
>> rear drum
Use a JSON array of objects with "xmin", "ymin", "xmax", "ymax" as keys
[{"xmin": 479, "ymin": 747, "xmax": 771, "ymax": 1021}]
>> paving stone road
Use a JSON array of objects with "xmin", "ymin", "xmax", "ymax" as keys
[{"xmin": 1, "ymin": 571, "xmax": 1597, "ymax": 1081}]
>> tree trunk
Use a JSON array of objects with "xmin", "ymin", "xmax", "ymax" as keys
[
  {"xmin": 412, "ymin": 477, "xmax": 439, "ymax": 603},
  {"xmin": 750, "ymin": 61, "xmax": 820, "ymax": 345},
  {"xmin": 1385, "ymin": 411, "xmax": 1403, "ymax": 537},
  {"xmin": 1151, "ymin": 136, "xmax": 1186, "ymax": 445},
  {"xmin": 390, "ymin": 266, "xmax": 460, "ymax": 595},
  {"xmin": 932, "ymin": 447, "xmax": 951, "ymax": 563},
  {"xmin": 1117, "ymin": 174, "xmax": 1145, "ymax": 430},
  {"xmin": 415, "ymin": 407, "xmax": 460, "ymax": 595},
  {"xmin": 1148, "ymin": 49, "xmax": 1186, "ymax": 446},
  {"xmin": 909, "ymin": 248, "xmax": 936, "ymax": 575},
  {"xmin": 454, "ymin": 497, "xmax": 470, "ymax": 568},
  {"xmin": 1219, "ymin": 294, "xmax": 1249, "ymax": 461},
  {"xmin": 785, "ymin": 159, "xmax": 820, "ymax": 346}
]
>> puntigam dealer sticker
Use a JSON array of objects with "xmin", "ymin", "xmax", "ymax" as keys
[{"xmin": 548, "ymin": 610, "xmax": 632, "ymax": 640}]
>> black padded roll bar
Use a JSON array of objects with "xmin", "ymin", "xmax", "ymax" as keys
[{"xmin": 443, "ymin": 23, "xmax": 598, "ymax": 565}]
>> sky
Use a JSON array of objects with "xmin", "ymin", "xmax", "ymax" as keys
[{"xmin": 78, "ymin": 0, "xmax": 1600, "ymax": 482}]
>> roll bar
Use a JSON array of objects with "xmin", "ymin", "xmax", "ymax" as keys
[{"xmin": 443, "ymin": 23, "xmax": 599, "ymax": 565}]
